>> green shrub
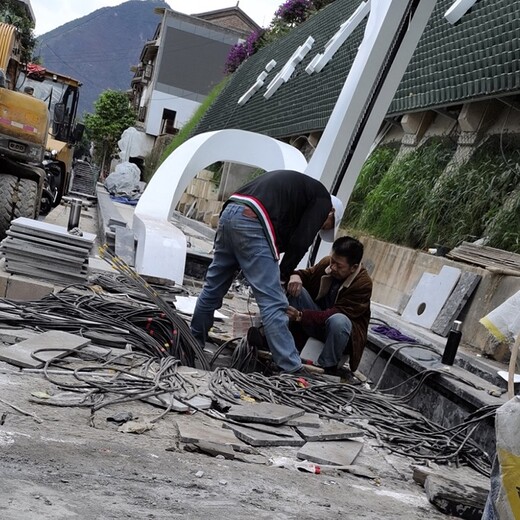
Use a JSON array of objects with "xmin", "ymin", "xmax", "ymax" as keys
[
  {"xmin": 418, "ymin": 136, "xmax": 520, "ymax": 250},
  {"xmin": 343, "ymin": 146, "xmax": 398, "ymax": 228},
  {"xmin": 358, "ymin": 139, "xmax": 455, "ymax": 247}
]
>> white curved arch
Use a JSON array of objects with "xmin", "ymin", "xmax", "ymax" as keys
[
  {"xmin": 135, "ymin": 129, "xmax": 307, "ymax": 221},
  {"xmin": 133, "ymin": 129, "xmax": 308, "ymax": 282}
]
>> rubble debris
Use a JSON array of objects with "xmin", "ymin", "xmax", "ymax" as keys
[
  {"xmin": 184, "ymin": 440, "xmax": 237, "ymax": 460},
  {"xmin": 424, "ymin": 474, "xmax": 489, "ymax": 520},
  {"xmin": 106, "ymin": 412, "xmax": 134, "ymax": 425},
  {"xmin": 118, "ymin": 419, "xmax": 154, "ymax": 434}
]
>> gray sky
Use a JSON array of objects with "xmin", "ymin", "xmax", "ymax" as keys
[{"xmin": 30, "ymin": 0, "xmax": 282, "ymax": 36}]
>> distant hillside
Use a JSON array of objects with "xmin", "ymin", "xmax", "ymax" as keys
[{"xmin": 36, "ymin": 0, "xmax": 169, "ymax": 117}]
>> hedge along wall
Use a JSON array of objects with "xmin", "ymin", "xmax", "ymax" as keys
[{"xmin": 344, "ymin": 135, "xmax": 520, "ymax": 254}]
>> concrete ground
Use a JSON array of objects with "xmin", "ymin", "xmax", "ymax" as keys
[{"xmin": 0, "ymin": 200, "xmax": 481, "ymax": 519}]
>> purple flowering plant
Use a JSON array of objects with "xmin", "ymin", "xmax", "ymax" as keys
[
  {"xmin": 274, "ymin": 0, "xmax": 313, "ymax": 25},
  {"xmin": 225, "ymin": 29, "xmax": 264, "ymax": 74}
]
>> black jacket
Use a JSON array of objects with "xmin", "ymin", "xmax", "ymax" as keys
[{"xmin": 226, "ymin": 170, "xmax": 331, "ymax": 280}]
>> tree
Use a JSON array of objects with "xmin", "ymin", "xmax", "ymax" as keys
[
  {"xmin": 0, "ymin": 0, "xmax": 35, "ymax": 63},
  {"xmin": 84, "ymin": 90, "xmax": 136, "ymax": 175}
]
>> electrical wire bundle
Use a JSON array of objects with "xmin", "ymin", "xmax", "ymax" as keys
[
  {"xmin": 0, "ymin": 284, "xmax": 208, "ymax": 369},
  {"xmin": 208, "ymin": 367, "xmax": 494, "ymax": 477}
]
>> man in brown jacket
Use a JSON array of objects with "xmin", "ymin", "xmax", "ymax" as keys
[{"xmin": 286, "ymin": 236, "xmax": 372, "ymax": 375}]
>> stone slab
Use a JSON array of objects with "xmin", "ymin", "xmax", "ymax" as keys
[
  {"xmin": 177, "ymin": 419, "xmax": 248, "ymax": 451},
  {"xmin": 286, "ymin": 413, "xmax": 323, "ymax": 428},
  {"xmin": 296, "ymin": 421, "xmax": 364, "ymax": 441},
  {"xmin": 226, "ymin": 402, "xmax": 305, "ymax": 425},
  {"xmin": 431, "ymin": 272, "xmax": 481, "ymax": 336},
  {"xmin": 401, "ymin": 266, "xmax": 461, "ymax": 329},
  {"xmin": 0, "ymin": 330, "xmax": 91, "ymax": 368},
  {"xmin": 2, "ymin": 239, "xmax": 88, "ymax": 264},
  {"xmin": 10, "ymin": 217, "xmax": 96, "ymax": 245},
  {"xmin": 297, "ymin": 440, "xmax": 363, "ymax": 466},
  {"xmin": 0, "ymin": 328, "xmax": 38, "ymax": 344},
  {"xmin": 5, "ymin": 263, "xmax": 87, "ymax": 283},
  {"xmin": 224, "ymin": 422, "xmax": 305, "ymax": 447},
  {"xmin": 424, "ymin": 474, "xmax": 488, "ymax": 520},
  {"xmin": 7, "ymin": 229, "xmax": 92, "ymax": 254},
  {"xmin": 300, "ymin": 338, "xmax": 324, "ymax": 364},
  {"xmin": 3, "ymin": 237, "xmax": 88, "ymax": 258},
  {"xmin": 115, "ymin": 227, "xmax": 135, "ymax": 266},
  {"xmin": 6, "ymin": 277, "xmax": 55, "ymax": 301}
]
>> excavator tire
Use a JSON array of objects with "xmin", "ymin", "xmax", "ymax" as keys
[{"xmin": 0, "ymin": 174, "xmax": 39, "ymax": 240}]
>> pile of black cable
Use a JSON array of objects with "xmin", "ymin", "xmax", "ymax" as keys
[{"xmin": 0, "ymin": 286, "xmax": 208, "ymax": 370}]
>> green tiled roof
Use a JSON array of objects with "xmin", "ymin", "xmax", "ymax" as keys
[{"xmin": 195, "ymin": 0, "xmax": 520, "ymax": 139}]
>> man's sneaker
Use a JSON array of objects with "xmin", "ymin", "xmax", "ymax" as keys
[
  {"xmin": 323, "ymin": 365, "xmax": 358, "ymax": 383},
  {"xmin": 246, "ymin": 326, "xmax": 268, "ymax": 350}
]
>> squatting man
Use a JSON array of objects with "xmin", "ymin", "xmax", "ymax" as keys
[{"xmin": 286, "ymin": 236, "xmax": 372, "ymax": 377}]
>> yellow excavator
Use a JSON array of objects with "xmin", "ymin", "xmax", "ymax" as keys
[{"xmin": 0, "ymin": 4, "xmax": 83, "ymax": 238}]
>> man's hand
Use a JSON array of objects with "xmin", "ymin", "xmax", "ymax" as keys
[
  {"xmin": 287, "ymin": 306, "xmax": 302, "ymax": 322},
  {"xmin": 287, "ymin": 274, "xmax": 303, "ymax": 297}
]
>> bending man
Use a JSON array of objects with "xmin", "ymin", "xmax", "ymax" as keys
[
  {"xmin": 286, "ymin": 236, "xmax": 372, "ymax": 375},
  {"xmin": 190, "ymin": 169, "xmax": 343, "ymax": 373}
]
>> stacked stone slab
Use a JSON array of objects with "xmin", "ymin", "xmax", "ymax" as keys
[
  {"xmin": 0, "ymin": 217, "xmax": 96, "ymax": 284},
  {"xmin": 70, "ymin": 160, "xmax": 97, "ymax": 197}
]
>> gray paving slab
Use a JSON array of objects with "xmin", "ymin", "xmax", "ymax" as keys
[
  {"xmin": 296, "ymin": 421, "xmax": 364, "ymax": 441},
  {"xmin": 1, "ymin": 239, "xmax": 88, "ymax": 264},
  {"xmin": 286, "ymin": 413, "xmax": 323, "ymax": 428},
  {"xmin": 224, "ymin": 422, "xmax": 305, "ymax": 447},
  {"xmin": 177, "ymin": 419, "xmax": 248, "ymax": 450},
  {"xmin": 225, "ymin": 402, "xmax": 305, "ymax": 425},
  {"xmin": 297, "ymin": 440, "xmax": 363, "ymax": 466},
  {"xmin": 3, "ymin": 248, "xmax": 88, "ymax": 267},
  {"xmin": 431, "ymin": 272, "xmax": 481, "ymax": 336},
  {"xmin": 115, "ymin": 227, "xmax": 135, "ymax": 266},
  {"xmin": 10, "ymin": 217, "xmax": 96, "ymax": 245},
  {"xmin": 7, "ymin": 229, "xmax": 92, "ymax": 253},
  {"xmin": 5, "ymin": 262, "xmax": 87, "ymax": 282},
  {"xmin": 0, "ymin": 330, "xmax": 91, "ymax": 368}
]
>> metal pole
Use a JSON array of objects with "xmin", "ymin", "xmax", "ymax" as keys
[{"xmin": 67, "ymin": 198, "xmax": 83, "ymax": 231}]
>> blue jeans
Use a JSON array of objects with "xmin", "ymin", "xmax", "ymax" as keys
[
  {"xmin": 191, "ymin": 203, "xmax": 302, "ymax": 372},
  {"xmin": 288, "ymin": 287, "xmax": 352, "ymax": 368}
]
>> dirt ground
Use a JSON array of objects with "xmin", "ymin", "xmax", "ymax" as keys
[{"xmin": 0, "ymin": 365, "xmax": 457, "ymax": 520}]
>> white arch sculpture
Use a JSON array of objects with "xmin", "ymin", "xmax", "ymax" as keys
[{"xmin": 133, "ymin": 129, "xmax": 308, "ymax": 283}]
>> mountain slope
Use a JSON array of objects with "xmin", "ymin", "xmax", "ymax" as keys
[{"xmin": 36, "ymin": 0, "xmax": 169, "ymax": 116}]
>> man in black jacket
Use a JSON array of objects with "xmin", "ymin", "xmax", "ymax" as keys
[{"xmin": 190, "ymin": 170, "xmax": 343, "ymax": 373}]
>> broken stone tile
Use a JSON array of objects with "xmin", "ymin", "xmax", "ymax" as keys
[
  {"xmin": 0, "ymin": 330, "xmax": 90, "ymax": 368},
  {"xmin": 297, "ymin": 440, "xmax": 363, "ymax": 466},
  {"xmin": 286, "ymin": 413, "xmax": 322, "ymax": 428},
  {"xmin": 296, "ymin": 420, "xmax": 364, "ymax": 441},
  {"xmin": 225, "ymin": 402, "xmax": 305, "ymax": 425},
  {"xmin": 186, "ymin": 440, "xmax": 237, "ymax": 460},
  {"xmin": 143, "ymin": 395, "xmax": 189, "ymax": 412},
  {"xmin": 185, "ymin": 396, "xmax": 213, "ymax": 410},
  {"xmin": 177, "ymin": 418, "xmax": 248, "ymax": 451},
  {"xmin": 234, "ymin": 453, "xmax": 269, "ymax": 465},
  {"xmin": 224, "ymin": 422, "xmax": 305, "ymax": 447},
  {"xmin": 424, "ymin": 474, "xmax": 488, "ymax": 520}
]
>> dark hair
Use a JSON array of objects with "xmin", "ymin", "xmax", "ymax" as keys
[{"xmin": 332, "ymin": 236, "xmax": 363, "ymax": 265}]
